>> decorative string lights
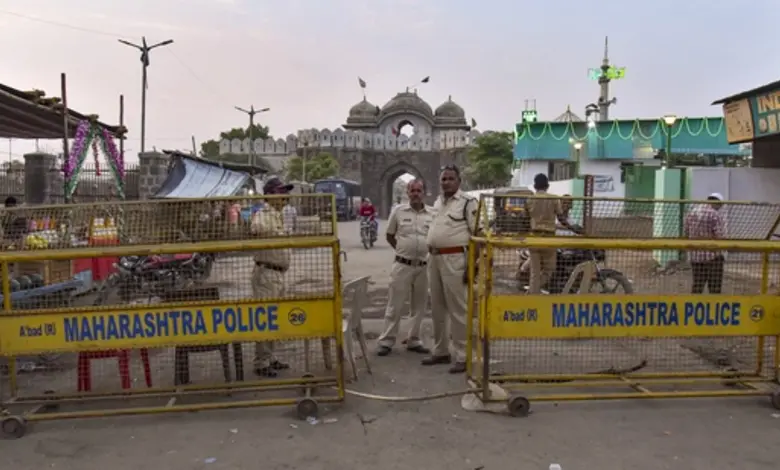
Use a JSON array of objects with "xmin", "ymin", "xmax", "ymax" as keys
[{"xmin": 515, "ymin": 117, "xmax": 725, "ymax": 142}]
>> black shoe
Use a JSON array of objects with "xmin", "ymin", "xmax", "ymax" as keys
[
  {"xmin": 254, "ymin": 366, "xmax": 278, "ymax": 377},
  {"xmin": 421, "ymin": 355, "xmax": 451, "ymax": 366},
  {"xmin": 376, "ymin": 346, "xmax": 392, "ymax": 356},
  {"xmin": 449, "ymin": 362, "xmax": 466, "ymax": 374},
  {"xmin": 270, "ymin": 360, "xmax": 289, "ymax": 370},
  {"xmin": 406, "ymin": 344, "xmax": 430, "ymax": 354}
]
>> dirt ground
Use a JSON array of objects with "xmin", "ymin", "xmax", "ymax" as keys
[{"xmin": 2, "ymin": 221, "xmax": 780, "ymax": 470}]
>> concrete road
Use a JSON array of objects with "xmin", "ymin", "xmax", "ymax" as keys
[{"xmin": 2, "ymin": 221, "xmax": 780, "ymax": 470}]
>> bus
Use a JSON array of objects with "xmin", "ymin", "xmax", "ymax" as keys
[{"xmin": 313, "ymin": 178, "xmax": 362, "ymax": 220}]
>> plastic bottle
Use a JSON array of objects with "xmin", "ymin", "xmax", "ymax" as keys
[{"xmin": 549, "ymin": 465, "xmax": 562, "ymax": 470}]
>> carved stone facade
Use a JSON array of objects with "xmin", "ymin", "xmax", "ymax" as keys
[{"xmin": 219, "ymin": 91, "xmax": 483, "ymax": 216}]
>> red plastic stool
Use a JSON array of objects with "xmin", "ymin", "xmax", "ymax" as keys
[{"xmin": 77, "ymin": 349, "xmax": 152, "ymax": 392}]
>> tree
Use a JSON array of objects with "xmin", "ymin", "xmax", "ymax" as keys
[
  {"xmin": 286, "ymin": 153, "xmax": 339, "ymax": 182},
  {"xmin": 200, "ymin": 124, "xmax": 270, "ymax": 158},
  {"xmin": 465, "ymin": 131, "xmax": 514, "ymax": 188}
]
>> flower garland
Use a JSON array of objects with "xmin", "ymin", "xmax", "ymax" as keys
[
  {"xmin": 98, "ymin": 127, "xmax": 125, "ymax": 199},
  {"xmin": 64, "ymin": 124, "xmax": 96, "ymax": 198},
  {"xmin": 91, "ymin": 138, "xmax": 101, "ymax": 176},
  {"xmin": 64, "ymin": 120, "xmax": 91, "ymax": 181},
  {"xmin": 64, "ymin": 120, "xmax": 127, "ymax": 200}
]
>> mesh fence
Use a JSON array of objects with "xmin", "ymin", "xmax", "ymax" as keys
[
  {"xmin": 479, "ymin": 241, "xmax": 780, "ymax": 381},
  {"xmin": 0, "ymin": 194, "xmax": 335, "ymax": 252},
  {"xmin": 480, "ymin": 194, "xmax": 780, "ymax": 241},
  {"xmin": 0, "ymin": 194, "xmax": 340, "ymax": 399}
]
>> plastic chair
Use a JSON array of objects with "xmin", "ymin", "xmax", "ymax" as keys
[
  {"xmin": 304, "ymin": 276, "xmax": 372, "ymax": 381},
  {"xmin": 77, "ymin": 349, "xmax": 152, "ymax": 392},
  {"xmin": 339, "ymin": 276, "xmax": 372, "ymax": 381}
]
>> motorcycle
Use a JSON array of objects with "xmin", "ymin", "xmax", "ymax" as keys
[
  {"xmin": 94, "ymin": 252, "xmax": 215, "ymax": 304},
  {"xmin": 360, "ymin": 217, "xmax": 377, "ymax": 249},
  {"xmin": 516, "ymin": 227, "xmax": 633, "ymax": 294}
]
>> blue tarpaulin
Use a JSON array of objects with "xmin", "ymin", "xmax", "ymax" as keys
[{"xmin": 154, "ymin": 155, "xmax": 252, "ymax": 198}]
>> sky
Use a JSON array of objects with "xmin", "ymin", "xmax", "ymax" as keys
[{"xmin": 1, "ymin": 0, "xmax": 778, "ymax": 163}]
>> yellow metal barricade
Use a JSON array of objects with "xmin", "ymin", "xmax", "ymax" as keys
[
  {"xmin": 467, "ymin": 237, "xmax": 780, "ymax": 416},
  {"xmin": 0, "ymin": 194, "xmax": 343, "ymax": 438},
  {"xmin": 467, "ymin": 194, "xmax": 780, "ymax": 416}
]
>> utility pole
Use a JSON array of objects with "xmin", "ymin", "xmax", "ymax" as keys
[
  {"xmin": 118, "ymin": 37, "xmax": 174, "ymax": 154},
  {"xmin": 234, "ymin": 105, "xmax": 270, "ymax": 166}
]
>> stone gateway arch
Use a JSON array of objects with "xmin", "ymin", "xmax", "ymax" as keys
[{"xmin": 219, "ymin": 91, "xmax": 484, "ymax": 217}]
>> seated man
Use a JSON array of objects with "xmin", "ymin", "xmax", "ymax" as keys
[{"xmin": 516, "ymin": 186, "xmax": 578, "ymax": 290}]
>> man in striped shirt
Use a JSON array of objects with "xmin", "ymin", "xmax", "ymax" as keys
[{"xmin": 683, "ymin": 192, "xmax": 725, "ymax": 294}]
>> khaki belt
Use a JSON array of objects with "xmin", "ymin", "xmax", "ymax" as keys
[
  {"xmin": 395, "ymin": 256, "xmax": 427, "ymax": 267},
  {"xmin": 255, "ymin": 261, "xmax": 286, "ymax": 272},
  {"xmin": 429, "ymin": 246, "xmax": 466, "ymax": 255}
]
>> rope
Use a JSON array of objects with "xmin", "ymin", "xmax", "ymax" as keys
[{"xmin": 338, "ymin": 387, "xmax": 483, "ymax": 402}]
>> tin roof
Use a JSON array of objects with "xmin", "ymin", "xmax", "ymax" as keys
[
  {"xmin": 153, "ymin": 152, "xmax": 253, "ymax": 198},
  {"xmin": 711, "ymin": 79, "xmax": 780, "ymax": 105},
  {"xmin": 0, "ymin": 82, "xmax": 121, "ymax": 139}
]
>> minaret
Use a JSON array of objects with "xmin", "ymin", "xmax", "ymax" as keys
[{"xmin": 597, "ymin": 36, "xmax": 616, "ymax": 121}]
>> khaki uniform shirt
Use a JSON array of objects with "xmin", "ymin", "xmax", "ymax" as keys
[
  {"xmin": 386, "ymin": 203, "xmax": 434, "ymax": 261},
  {"xmin": 250, "ymin": 205, "xmax": 291, "ymax": 270},
  {"xmin": 525, "ymin": 190, "xmax": 562, "ymax": 234},
  {"xmin": 426, "ymin": 190, "xmax": 478, "ymax": 248}
]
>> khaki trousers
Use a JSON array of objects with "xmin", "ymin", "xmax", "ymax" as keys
[
  {"xmin": 377, "ymin": 261, "xmax": 427, "ymax": 348},
  {"xmin": 251, "ymin": 264, "xmax": 284, "ymax": 368},
  {"xmin": 428, "ymin": 253, "xmax": 468, "ymax": 362},
  {"xmin": 528, "ymin": 248, "xmax": 557, "ymax": 294}
]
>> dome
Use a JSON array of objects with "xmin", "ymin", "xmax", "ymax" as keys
[
  {"xmin": 380, "ymin": 91, "xmax": 433, "ymax": 117},
  {"xmin": 349, "ymin": 98, "xmax": 379, "ymax": 119},
  {"xmin": 435, "ymin": 96, "xmax": 465, "ymax": 118}
]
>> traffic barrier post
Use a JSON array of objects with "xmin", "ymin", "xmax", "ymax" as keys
[{"xmin": 0, "ymin": 194, "xmax": 342, "ymax": 438}]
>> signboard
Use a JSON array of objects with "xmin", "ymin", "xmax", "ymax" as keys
[
  {"xmin": 521, "ymin": 110, "xmax": 538, "ymax": 123},
  {"xmin": 722, "ymin": 99, "xmax": 754, "ymax": 144},
  {"xmin": 592, "ymin": 175, "xmax": 615, "ymax": 193},
  {"xmin": 588, "ymin": 66, "xmax": 626, "ymax": 81},
  {"xmin": 751, "ymin": 89, "xmax": 780, "ymax": 140}
]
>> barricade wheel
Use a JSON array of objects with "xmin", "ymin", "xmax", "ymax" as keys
[
  {"xmin": 507, "ymin": 395, "xmax": 530, "ymax": 418},
  {"xmin": 299, "ymin": 373, "xmax": 316, "ymax": 397},
  {"xmin": 296, "ymin": 397, "xmax": 319, "ymax": 420},
  {"xmin": 1, "ymin": 416, "xmax": 27, "ymax": 439},
  {"xmin": 770, "ymin": 391, "xmax": 780, "ymax": 410}
]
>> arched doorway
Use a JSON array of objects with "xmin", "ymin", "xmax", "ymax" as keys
[{"xmin": 379, "ymin": 163, "xmax": 425, "ymax": 218}]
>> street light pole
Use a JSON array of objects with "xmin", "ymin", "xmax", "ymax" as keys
[
  {"xmin": 235, "ymin": 105, "xmax": 270, "ymax": 165},
  {"xmin": 118, "ymin": 37, "xmax": 174, "ymax": 154},
  {"xmin": 662, "ymin": 114, "xmax": 685, "ymax": 260},
  {"xmin": 663, "ymin": 114, "xmax": 677, "ymax": 168},
  {"xmin": 573, "ymin": 142, "xmax": 583, "ymax": 178}
]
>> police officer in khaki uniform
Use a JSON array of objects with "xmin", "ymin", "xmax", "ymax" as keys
[
  {"xmin": 250, "ymin": 177, "xmax": 293, "ymax": 377},
  {"xmin": 422, "ymin": 165, "xmax": 478, "ymax": 374},
  {"xmin": 525, "ymin": 173, "xmax": 564, "ymax": 294},
  {"xmin": 376, "ymin": 179, "xmax": 433, "ymax": 356}
]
